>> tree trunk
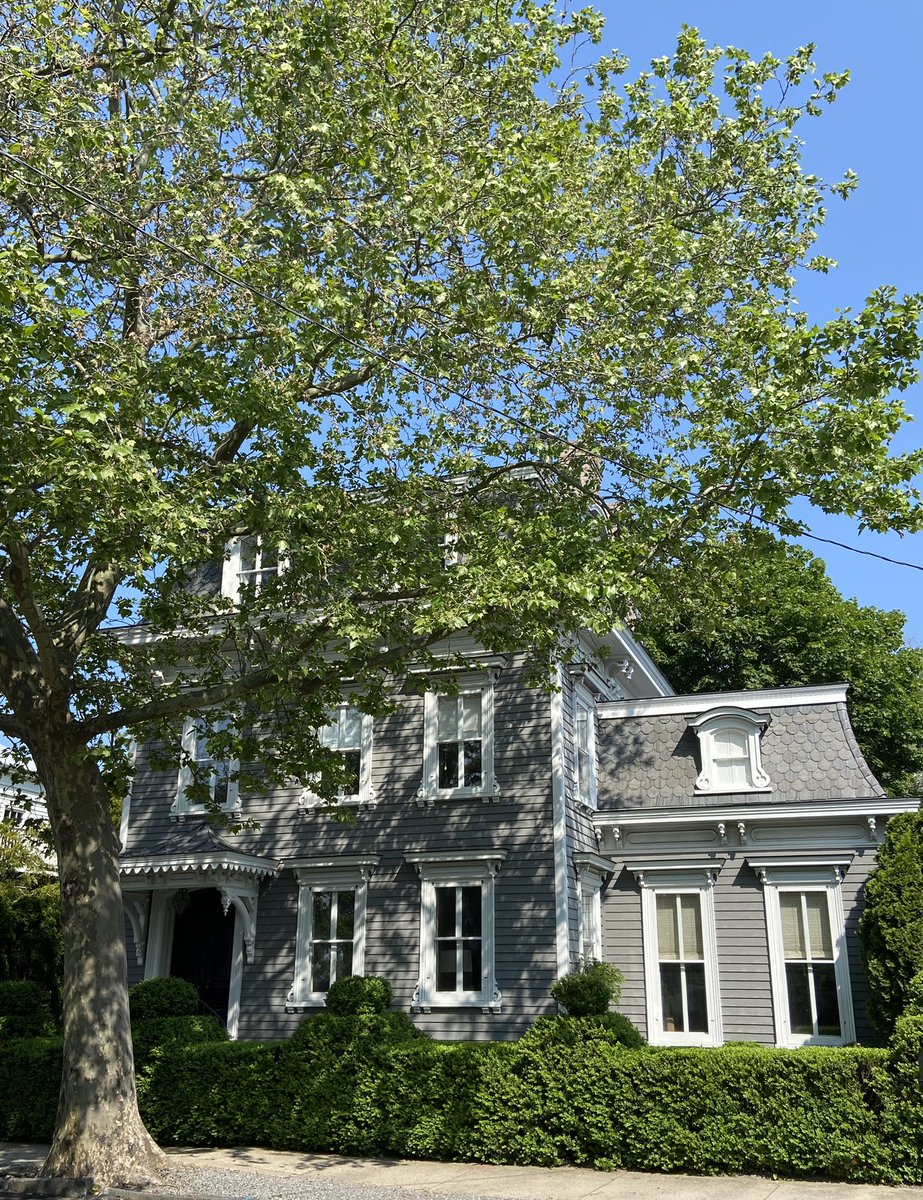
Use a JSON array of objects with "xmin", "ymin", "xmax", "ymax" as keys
[{"xmin": 33, "ymin": 735, "xmax": 168, "ymax": 1186}]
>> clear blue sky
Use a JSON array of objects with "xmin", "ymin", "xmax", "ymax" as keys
[{"xmin": 588, "ymin": 1, "xmax": 923, "ymax": 642}]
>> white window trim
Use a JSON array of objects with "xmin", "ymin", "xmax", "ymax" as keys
[
  {"xmin": 632, "ymin": 863, "xmax": 723, "ymax": 1047},
  {"xmin": 300, "ymin": 706, "xmax": 375, "ymax": 811},
  {"xmin": 573, "ymin": 853, "xmax": 614, "ymax": 963},
  {"xmin": 689, "ymin": 706, "xmax": 771, "ymax": 795},
  {"xmin": 286, "ymin": 856, "xmax": 379, "ymax": 1010},
  {"xmin": 751, "ymin": 859, "xmax": 856, "ymax": 1047},
  {"xmin": 573, "ymin": 689, "xmax": 598, "ymax": 811},
  {"xmin": 417, "ymin": 673, "xmax": 498, "ymax": 805},
  {"xmin": 406, "ymin": 851, "xmax": 505, "ymax": 1012},
  {"xmin": 172, "ymin": 717, "xmax": 241, "ymax": 820},
  {"xmin": 220, "ymin": 535, "xmax": 289, "ymax": 605}
]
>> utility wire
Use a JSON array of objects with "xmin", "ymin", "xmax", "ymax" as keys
[{"xmin": 2, "ymin": 146, "xmax": 922, "ymax": 575}]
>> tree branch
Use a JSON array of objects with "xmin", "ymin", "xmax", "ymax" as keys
[
  {"xmin": 59, "ymin": 560, "xmax": 126, "ymax": 662},
  {"xmin": 3, "ymin": 541, "xmax": 61, "ymax": 690}
]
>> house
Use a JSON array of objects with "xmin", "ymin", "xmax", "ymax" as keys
[{"xmin": 119, "ymin": 556, "xmax": 916, "ymax": 1046}]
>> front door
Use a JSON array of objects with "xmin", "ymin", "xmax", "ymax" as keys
[{"xmin": 169, "ymin": 888, "xmax": 236, "ymax": 1026}]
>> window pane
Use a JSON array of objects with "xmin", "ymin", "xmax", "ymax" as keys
[
  {"xmin": 463, "ymin": 740, "xmax": 482, "ymax": 787},
  {"xmin": 813, "ymin": 964, "xmax": 841, "ymax": 1036},
  {"xmin": 334, "ymin": 942, "xmax": 353, "ymax": 983},
  {"xmin": 341, "ymin": 706, "xmax": 362, "ymax": 749},
  {"xmin": 342, "ymin": 750, "xmax": 361, "ymax": 795},
  {"xmin": 679, "ymin": 895, "xmax": 704, "ymax": 959},
  {"xmin": 780, "ymin": 893, "xmax": 806, "ymax": 959},
  {"xmin": 714, "ymin": 729, "xmax": 747, "ymax": 755},
  {"xmin": 437, "ymin": 696, "xmax": 457, "ymax": 742},
  {"xmin": 260, "ymin": 543, "xmax": 279, "ymax": 572},
  {"xmin": 436, "ymin": 942, "xmax": 457, "ymax": 991},
  {"xmin": 436, "ymin": 887, "xmax": 455, "ymax": 937},
  {"xmin": 311, "ymin": 944, "xmax": 331, "ymax": 992},
  {"xmin": 804, "ymin": 893, "xmax": 833, "ymax": 960},
  {"xmin": 685, "ymin": 962, "xmax": 708, "ymax": 1032},
  {"xmin": 660, "ymin": 962, "xmax": 683, "ymax": 1031},
  {"xmin": 462, "ymin": 940, "xmax": 482, "ymax": 990},
  {"xmin": 238, "ymin": 536, "xmax": 257, "ymax": 576},
  {"xmin": 576, "ymin": 706, "xmax": 590, "ymax": 751},
  {"xmin": 213, "ymin": 774, "xmax": 228, "ymax": 808},
  {"xmin": 786, "ymin": 963, "xmax": 813, "ymax": 1034},
  {"xmin": 461, "ymin": 886, "xmax": 481, "ymax": 937},
  {"xmin": 313, "ymin": 891, "xmax": 332, "ymax": 940},
  {"xmin": 438, "ymin": 742, "xmax": 459, "ymax": 788},
  {"xmin": 656, "ymin": 895, "xmax": 679, "ymax": 960},
  {"xmin": 715, "ymin": 759, "xmax": 749, "ymax": 788},
  {"xmin": 336, "ymin": 891, "xmax": 355, "ymax": 940},
  {"xmin": 461, "ymin": 694, "xmax": 482, "ymax": 738}
]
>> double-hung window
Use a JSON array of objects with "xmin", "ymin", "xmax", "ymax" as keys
[
  {"xmin": 634, "ymin": 862, "xmax": 723, "ymax": 1046},
  {"xmin": 419, "ymin": 675, "xmax": 496, "ymax": 802},
  {"xmin": 406, "ymin": 851, "xmax": 505, "ymax": 1011},
  {"xmin": 751, "ymin": 859, "xmax": 855, "ymax": 1046},
  {"xmin": 574, "ymin": 695, "xmax": 597, "ymax": 809},
  {"xmin": 689, "ymin": 707, "xmax": 771, "ymax": 794},
  {"xmin": 173, "ymin": 717, "xmax": 240, "ymax": 819},
  {"xmin": 287, "ymin": 857, "xmax": 378, "ymax": 1008},
  {"xmin": 301, "ymin": 705, "xmax": 374, "ymax": 809},
  {"xmin": 221, "ymin": 535, "xmax": 286, "ymax": 604},
  {"xmin": 574, "ymin": 854, "xmax": 613, "ymax": 962}
]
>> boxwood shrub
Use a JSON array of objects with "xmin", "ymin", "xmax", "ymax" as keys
[
  {"xmin": 0, "ymin": 979, "xmax": 55, "ymax": 1039},
  {"xmin": 128, "ymin": 976, "xmax": 199, "ymax": 1020}
]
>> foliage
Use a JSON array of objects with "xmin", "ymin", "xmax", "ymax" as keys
[
  {"xmin": 0, "ymin": 979, "xmax": 54, "ymax": 1038},
  {"xmin": 324, "ymin": 975, "xmax": 393, "ymax": 1015},
  {"xmin": 2, "ymin": 0, "xmax": 923, "ymax": 1174},
  {"xmin": 131, "ymin": 1014, "xmax": 228, "ymax": 1067},
  {"xmin": 128, "ymin": 976, "xmax": 199, "ymax": 1021},
  {"xmin": 550, "ymin": 960, "xmax": 623, "ymax": 1016},
  {"xmin": 0, "ymin": 880, "xmax": 62, "ymax": 1015},
  {"xmin": 521, "ymin": 1013, "xmax": 645, "ymax": 1050},
  {"xmin": 0, "ymin": 1036, "xmax": 62, "ymax": 1141},
  {"xmin": 291, "ymin": 1009, "xmax": 427, "ymax": 1053},
  {"xmin": 633, "ymin": 538, "xmax": 923, "ymax": 796},
  {"xmin": 859, "ymin": 811, "xmax": 923, "ymax": 1035}
]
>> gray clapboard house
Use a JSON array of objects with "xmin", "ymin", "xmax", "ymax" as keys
[{"xmin": 119, "ymin": 543, "xmax": 915, "ymax": 1045}]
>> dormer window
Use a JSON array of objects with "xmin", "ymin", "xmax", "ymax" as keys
[
  {"xmin": 688, "ymin": 707, "xmax": 771, "ymax": 795},
  {"xmin": 221, "ymin": 536, "xmax": 286, "ymax": 603}
]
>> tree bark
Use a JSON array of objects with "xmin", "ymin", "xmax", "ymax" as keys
[{"xmin": 32, "ymin": 734, "xmax": 167, "ymax": 1186}]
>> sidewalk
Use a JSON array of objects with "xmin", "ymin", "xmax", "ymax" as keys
[{"xmin": 4, "ymin": 1142, "xmax": 923, "ymax": 1200}]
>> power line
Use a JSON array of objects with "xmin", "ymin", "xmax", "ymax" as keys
[{"xmin": 2, "ymin": 146, "xmax": 922, "ymax": 575}]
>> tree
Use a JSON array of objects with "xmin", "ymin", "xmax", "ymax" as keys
[
  {"xmin": 0, "ymin": 1, "xmax": 921, "ymax": 1183},
  {"xmin": 859, "ymin": 810, "xmax": 923, "ymax": 1036},
  {"xmin": 632, "ymin": 537, "xmax": 923, "ymax": 795}
]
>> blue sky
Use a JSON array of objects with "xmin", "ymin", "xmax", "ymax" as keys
[{"xmin": 588, "ymin": 1, "xmax": 923, "ymax": 642}]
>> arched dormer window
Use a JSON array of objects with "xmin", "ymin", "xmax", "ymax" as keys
[{"xmin": 688, "ymin": 706, "xmax": 771, "ymax": 795}]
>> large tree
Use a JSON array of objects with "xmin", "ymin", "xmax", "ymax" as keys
[
  {"xmin": 633, "ymin": 537, "xmax": 923, "ymax": 795},
  {"xmin": 0, "ymin": 0, "xmax": 921, "ymax": 1183}
]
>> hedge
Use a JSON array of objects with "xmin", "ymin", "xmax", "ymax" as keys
[{"xmin": 6, "ymin": 1025, "xmax": 923, "ymax": 1183}]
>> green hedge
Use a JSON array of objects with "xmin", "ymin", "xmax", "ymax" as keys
[{"xmin": 7, "ymin": 1025, "xmax": 923, "ymax": 1183}]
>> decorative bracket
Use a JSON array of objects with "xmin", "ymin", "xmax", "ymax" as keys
[
  {"xmin": 737, "ymin": 821, "xmax": 748, "ymax": 845},
  {"xmin": 717, "ymin": 822, "xmax": 728, "ymax": 846},
  {"xmin": 867, "ymin": 815, "xmax": 878, "ymax": 842},
  {"xmin": 218, "ymin": 885, "xmax": 259, "ymax": 961},
  {"xmin": 125, "ymin": 898, "xmax": 149, "ymax": 966}
]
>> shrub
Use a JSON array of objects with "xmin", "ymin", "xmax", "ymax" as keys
[
  {"xmin": 128, "ymin": 976, "xmax": 199, "ymax": 1020},
  {"xmin": 550, "ymin": 960, "xmax": 623, "ymax": 1016},
  {"xmin": 0, "ymin": 980, "xmax": 54, "ymax": 1038},
  {"xmin": 0, "ymin": 1036, "xmax": 61, "ymax": 1141},
  {"xmin": 291, "ymin": 1008, "xmax": 426, "ymax": 1052},
  {"xmin": 859, "ymin": 809, "xmax": 923, "ymax": 1036},
  {"xmin": 521, "ymin": 1013, "xmax": 645, "ymax": 1050},
  {"xmin": 0, "ymin": 880, "xmax": 62, "ymax": 1015},
  {"xmin": 325, "ymin": 974, "xmax": 393, "ymax": 1015},
  {"xmin": 132, "ymin": 1014, "xmax": 229, "ymax": 1067}
]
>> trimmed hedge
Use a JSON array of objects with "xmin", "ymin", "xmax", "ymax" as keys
[
  {"xmin": 0, "ymin": 979, "xmax": 55, "ymax": 1038},
  {"xmin": 132, "ymin": 1014, "xmax": 229, "ymax": 1067},
  {"xmin": 128, "ymin": 976, "xmax": 199, "ymax": 1020},
  {"xmin": 7, "ymin": 1023, "xmax": 923, "ymax": 1183}
]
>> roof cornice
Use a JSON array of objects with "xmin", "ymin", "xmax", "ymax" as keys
[{"xmin": 598, "ymin": 683, "xmax": 849, "ymax": 720}]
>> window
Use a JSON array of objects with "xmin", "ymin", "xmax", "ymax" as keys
[
  {"xmin": 418, "ymin": 675, "xmax": 497, "ymax": 803},
  {"xmin": 633, "ymin": 862, "xmax": 723, "ymax": 1046},
  {"xmin": 574, "ymin": 695, "xmax": 597, "ymax": 809},
  {"xmin": 300, "ymin": 705, "xmax": 374, "ymax": 809},
  {"xmin": 752, "ymin": 859, "xmax": 855, "ymax": 1046},
  {"xmin": 172, "ymin": 717, "xmax": 240, "ymax": 819},
  {"xmin": 220, "ymin": 535, "xmax": 286, "ymax": 604},
  {"xmin": 574, "ymin": 853, "xmax": 613, "ymax": 962},
  {"xmin": 406, "ymin": 851, "xmax": 505, "ymax": 1011},
  {"xmin": 689, "ymin": 706, "xmax": 771, "ymax": 794},
  {"xmin": 287, "ymin": 857, "xmax": 378, "ymax": 1009}
]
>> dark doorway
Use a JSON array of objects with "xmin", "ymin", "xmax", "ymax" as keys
[{"xmin": 169, "ymin": 888, "xmax": 235, "ymax": 1026}]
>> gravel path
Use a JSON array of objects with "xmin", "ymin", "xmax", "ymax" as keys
[{"xmin": 160, "ymin": 1165, "xmax": 488, "ymax": 1200}]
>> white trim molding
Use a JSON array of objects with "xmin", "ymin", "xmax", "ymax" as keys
[
  {"xmin": 748, "ymin": 856, "xmax": 856, "ymax": 1047},
  {"xmin": 573, "ymin": 854, "xmax": 615, "ymax": 962},
  {"xmin": 172, "ymin": 716, "xmax": 241, "ymax": 821},
  {"xmin": 416, "ymin": 673, "xmax": 499, "ymax": 805},
  {"xmin": 405, "ymin": 850, "xmax": 506, "ymax": 1013},
  {"xmin": 630, "ymin": 861, "xmax": 723, "ymax": 1047},
  {"xmin": 550, "ymin": 669, "xmax": 571, "ymax": 978},
  {"xmin": 599, "ymin": 683, "xmax": 849, "ymax": 721},
  {"xmin": 286, "ymin": 855, "xmax": 380, "ymax": 1010},
  {"xmin": 688, "ymin": 706, "xmax": 771, "ymax": 795}
]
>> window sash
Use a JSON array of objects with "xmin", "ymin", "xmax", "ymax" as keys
[
  {"xmin": 641, "ymin": 881, "xmax": 721, "ymax": 1046},
  {"xmin": 308, "ymin": 889, "xmax": 357, "ymax": 993},
  {"xmin": 773, "ymin": 887, "xmax": 843, "ymax": 1042},
  {"xmin": 237, "ymin": 536, "xmax": 280, "ymax": 591}
]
